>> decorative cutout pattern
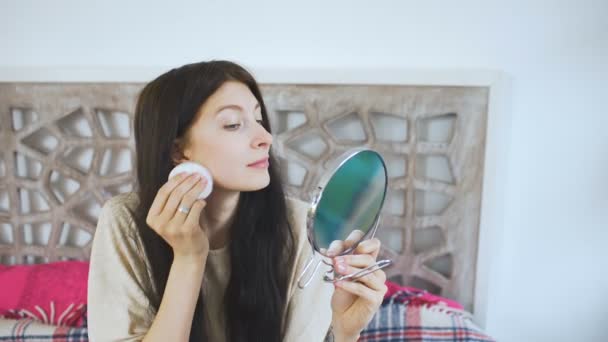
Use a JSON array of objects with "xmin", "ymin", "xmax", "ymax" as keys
[
  {"xmin": 0, "ymin": 84, "xmax": 140, "ymax": 264},
  {"xmin": 0, "ymin": 83, "xmax": 488, "ymax": 311}
]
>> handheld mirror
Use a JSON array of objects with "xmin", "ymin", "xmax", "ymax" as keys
[{"xmin": 297, "ymin": 148, "xmax": 393, "ymax": 289}]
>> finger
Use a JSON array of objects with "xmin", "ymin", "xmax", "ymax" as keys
[
  {"xmin": 334, "ymin": 254, "xmax": 376, "ymax": 269},
  {"xmin": 185, "ymin": 199, "xmax": 207, "ymax": 229},
  {"xmin": 173, "ymin": 178, "xmax": 207, "ymax": 225},
  {"xmin": 334, "ymin": 263, "xmax": 386, "ymax": 292},
  {"xmin": 326, "ymin": 240, "xmax": 344, "ymax": 257},
  {"xmin": 335, "ymin": 278, "xmax": 385, "ymax": 306},
  {"xmin": 354, "ymin": 238, "xmax": 381, "ymax": 259},
  {"xmin": 148, "ymin": 172, "xmax": 190, "ymax": 217},
  {"xmin": 159, "ymin": 173, "xmax": 201, "ymax": 222},
  {"xmin": 342, "ymin": 229, "xmax": 365, "ymax": 252},
  {"xmin": 174, "ymin": 177, "xmax": 208, "ymax": 223}
]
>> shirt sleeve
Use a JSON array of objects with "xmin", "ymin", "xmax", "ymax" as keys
[
  {"xmin": 283, "ymin": 197, "xmax": 335, "ymax": 342},
  {"xmin": 87, "ymin": 196, "xmax": 156, "ymax": 342}
]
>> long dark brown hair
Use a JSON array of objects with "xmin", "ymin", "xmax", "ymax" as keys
[{"xmin": 132, "ymin": 60, "xmax": 295, "ymax": 341}]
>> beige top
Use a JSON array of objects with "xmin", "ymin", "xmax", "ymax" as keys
[{"xmin": 87, "ymin": 192, "xmax": 334, "ymax": 342}]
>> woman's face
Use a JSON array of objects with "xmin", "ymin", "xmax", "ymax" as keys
[{"xmin": 179, "ymin": 81, "xmax": 273, "ymax": 192}]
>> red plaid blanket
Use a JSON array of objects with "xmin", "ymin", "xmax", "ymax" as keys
[{"xmin": 359, "ymin": 289, "xmax": 495, "ymax": 342}]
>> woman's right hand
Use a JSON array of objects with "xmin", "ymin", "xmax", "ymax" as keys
[{"xmin": 145, "ymin": 172, "xmax": 210, "ymax": 261}]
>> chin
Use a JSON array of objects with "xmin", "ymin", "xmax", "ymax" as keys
[
  {"xmin": 233, "ymin": 174, "xmax": 271, "ymax": 192},
  {"xmin": 247, "ymin": 178, "xmax": 271, "ymax": 191}
]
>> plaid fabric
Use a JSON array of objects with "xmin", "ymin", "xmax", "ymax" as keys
[
  {"xmin": 359, "ymin": 290, "xmax": 495, "ymax": 342},
  {"xmin": 0, "ymin": 291, "xmax": 494, "ymax": 342},
  {"xmin": 0, "ymin": 318, "xmax": 88, "ymax": 342}
]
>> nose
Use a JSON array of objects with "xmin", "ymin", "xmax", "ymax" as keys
[{"xmin": 252, "ymin": 122, "xmax": 273, "ymax": 150}]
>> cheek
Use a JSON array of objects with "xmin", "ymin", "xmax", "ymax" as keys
[
  {"xmin": 194, "ymin": 137, "xmax": 244, "ymax": 178},
  {"xmin": 199, "ymin": 143, "xmax": 237, "ymax": 170}
]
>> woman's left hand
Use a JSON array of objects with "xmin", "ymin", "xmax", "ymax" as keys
[{"xmin": 327, "ymin": 232, "xmax": 388, "ymax": 342}]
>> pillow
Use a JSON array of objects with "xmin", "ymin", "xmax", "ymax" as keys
[
  {"xmin": 0, "ymin": 261, "xmax": 88, "ymax": 327},
  {"xmin": 383, "ymin": 280, "xmax": 463, "ymax": 309},
  {"xmin": 362, "ymin": 281, "xmax": 495, "ymax": 341},
  {"xmin": 360, "ymin": 301, "xmax": 495, "ymax": 342},
  {"xmin": 0, "ymin": 318, "xmax": 88, "ymax": 341}
]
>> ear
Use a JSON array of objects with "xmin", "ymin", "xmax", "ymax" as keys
[{"xmin": 171, "ymin": 139, "xmax": 190, "ymax": 166}]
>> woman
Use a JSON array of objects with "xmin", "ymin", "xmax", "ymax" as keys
[{"xmin": 87, "ymin": 60, "xmax": 387, "ymax": 342}]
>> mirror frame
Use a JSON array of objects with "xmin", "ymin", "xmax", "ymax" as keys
[{"xmin": 304, "ymin": 147, "xmax": 389, "ymax": 257}]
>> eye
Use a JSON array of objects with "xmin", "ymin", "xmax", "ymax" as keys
[
  {"xmin": 224, "ymin": 123, "xmax": 241, "ymax": 130},
  {"xmin": 256, "ymin": 119, "xmax": 264, "ymax": 125}
]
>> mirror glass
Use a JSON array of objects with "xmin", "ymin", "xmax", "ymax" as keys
[{"xmin": 311, "ymin": 149, "xmax": 388, "ymax": 254}]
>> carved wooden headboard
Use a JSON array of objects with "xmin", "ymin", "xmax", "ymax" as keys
[{"xmin": 0, "ymin": 83, "xmax": 488, "ymax": 311}]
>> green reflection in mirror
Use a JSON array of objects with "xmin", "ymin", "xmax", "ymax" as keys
[{"xmin": 313, "ymin": 150, "xmax": 387, "ymax": 250}]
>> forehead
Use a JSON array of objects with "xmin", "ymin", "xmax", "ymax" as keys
[{"xmin": 202, "ymin": 81, "xmax": 259, "ymax": 112}]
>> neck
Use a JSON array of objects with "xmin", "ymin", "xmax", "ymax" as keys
[{"xmin": 200, "ymin": 187, "xmax": 240, "ymax": 250}]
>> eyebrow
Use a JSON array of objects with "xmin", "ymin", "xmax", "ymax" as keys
[{"xmin": 215, "ymin": 103, "xmax": 260, "ymax": 115}]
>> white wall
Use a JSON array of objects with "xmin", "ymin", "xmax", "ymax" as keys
[{"xmin": 2, "ymin": 1, "xmax": 607, "ymax": 341}]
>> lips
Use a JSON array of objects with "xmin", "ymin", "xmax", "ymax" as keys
[{"xmin": 247, "ymin": 157, "xmax": 269, "ymax": 167}]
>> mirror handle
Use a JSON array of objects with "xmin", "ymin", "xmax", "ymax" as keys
[
  {"xmin": 297, "ymin": 254, "xmax": 322, "ymax": 289},
  {"xmin": 323, "ymin": 259, "xmax": 393, "ymax": 283}
]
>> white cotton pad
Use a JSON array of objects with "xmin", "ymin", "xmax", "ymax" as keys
[{"xmin": 168, "ymin": 162, "xmax": 214, "ymax": 199}]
